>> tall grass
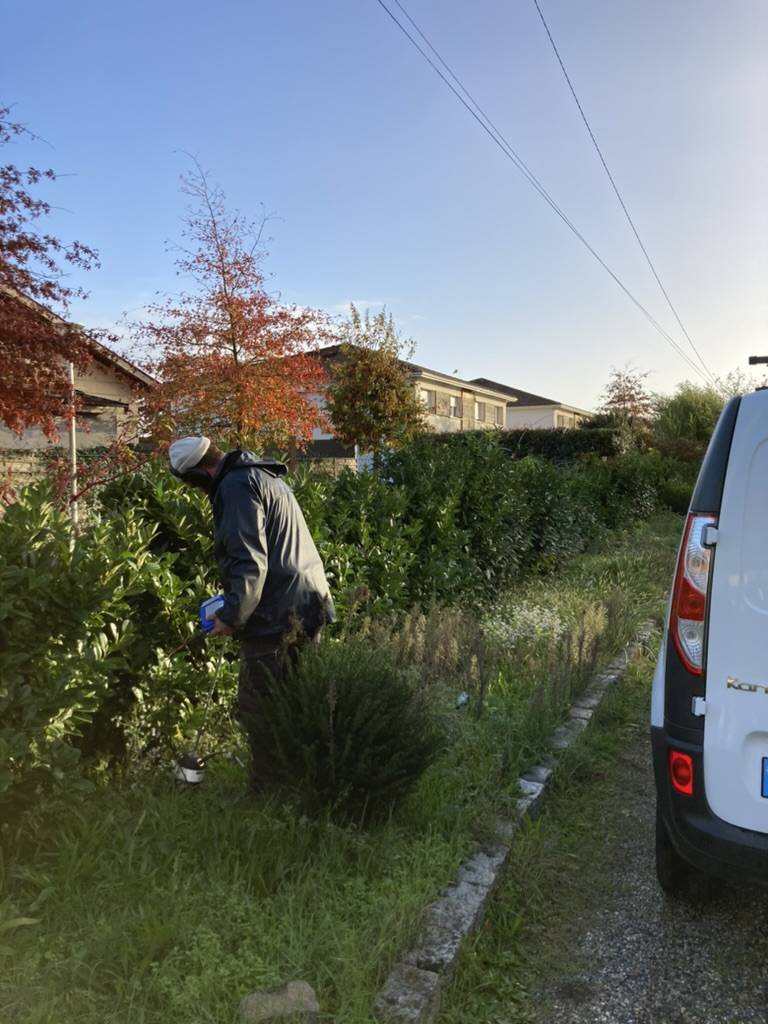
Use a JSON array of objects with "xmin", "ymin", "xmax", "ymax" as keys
[{"xmin": 0, "ymin": 514, "xmax": 680, "ymax": 1024}]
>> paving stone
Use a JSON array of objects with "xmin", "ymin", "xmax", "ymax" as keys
[
  {"xmin": 515, "ymin": 777, "xmax": 546, "ymax": 819},
  {"xmin": 576, "ymin": 689, "xmax": 606, "ymax": 709},
  {"xmin": 455, "ymin": 846, "xmax": 508, "ymax": 890},
  {"xmin": 570, "ymin": 705, "xmax": 594, "ymax": 721},
  {"xmin": 373, "ymin": 963, "xmax": 442, "ymax": 1024},
  {"xmin": 518, "ymin": 777, "xmax": 545, "ymax": 800},
  {"xmin": 596, "ymin": 672, "xmax": 619, "ymax": 686},
  {"xmin": 239, "ymin": 980, "xmax": 320, "ymax": 1023},
  {"xmin": 521, "ymin": 764, "xmax": 553, "ymax": 786},
  {"xmin": 549, "ymin": 717, "xmax": 588, "ymax": 751},
  {"xmin": 404, "ymin": 881, "xmax": 489, "ymax": 979}
]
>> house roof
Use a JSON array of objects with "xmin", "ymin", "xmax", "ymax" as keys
[
  {"xmin": 313, "ymin": 346, "xmax": 511, "ymax": 402},
  {"xmin": 470, "ymin": 378, "xmax": 559, "ymax": 406},
  {"xmin": 86, "ymin": 335, "xmax": 156, "ymax": 389},
  {"xmin": 470, "ymin": 378, "xmax": 592, "ymax": 416},
  {"xmin": 0, "ymin": 283, "xmax": 156, "ymax": 388}
]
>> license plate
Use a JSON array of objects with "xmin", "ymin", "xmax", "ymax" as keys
[{"xmin": 762, "ymin": 758, "xmax": 768, "ymax": 799}]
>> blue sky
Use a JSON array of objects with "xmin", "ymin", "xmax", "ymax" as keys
[{"xmin": 2, "ymin": 0, "xmax": 766, "ymax": 409}]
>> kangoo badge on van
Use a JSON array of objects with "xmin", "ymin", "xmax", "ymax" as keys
[{"xmin": 652, "ymin": 390, "xmax": 768, "ymax": 900}]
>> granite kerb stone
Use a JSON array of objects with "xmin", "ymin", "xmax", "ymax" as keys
[
  {"xmin": 548, "ymin": 717, "xmax": 589, "ymax": 751},
  {"xmin": 574, "ymin": 688, "xmax": 607, "ymax": 710},
  {"xmin": 403, "ymin": 880, "xmax": 491, "ymax": 979},
  {"xmin": 514, "ymin": 777, "xmax": 547, "ymax": 819},
  {"xmin": 521, "ymin": 763, "xmax": 553, "ymax": 786},
  {"xmin": 455, "ymin": 846, "xmax": 508, "ymax": 891},
  {"xmin": 372, "ymin": 964, "xmax": 442, "ymax": 1024}
]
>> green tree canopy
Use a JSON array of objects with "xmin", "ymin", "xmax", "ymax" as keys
[
  {"xmin": 653, "ymin": 383, "xmax": 724, "ymax": 462},
  {"xmin": 325, "ymin": 305, "xmax": 425, "ymax": 452}
]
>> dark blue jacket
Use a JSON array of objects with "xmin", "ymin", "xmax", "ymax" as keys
[{"xmin": 211, "ymin": 450, "xmax": 335, "ymax": 640}]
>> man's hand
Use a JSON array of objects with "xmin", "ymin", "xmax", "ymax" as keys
[{"xmin": 210, "ymin": 616, "xmax": 235, "ymax": 637}]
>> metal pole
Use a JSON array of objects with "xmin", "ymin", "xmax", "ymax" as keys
[{"xmin": 68, "ymin": 361, "xmax": 79, "ymax": 534}]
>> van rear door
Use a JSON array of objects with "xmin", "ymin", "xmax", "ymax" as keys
[{"xmin": 704, "ymin": 389, "xmax": 768, "ymax": 833}]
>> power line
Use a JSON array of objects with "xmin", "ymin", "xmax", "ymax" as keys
[
  {"xmin": 530, "ymin": 0, "xmax": 718, "ymax": 387},
  {"xmin": 374, "ymin": 0, "xmax": 713, "ymax": 385},
  {"xmin": 384, "ymin": 0, "xmax": 710, "ymax": 384}
]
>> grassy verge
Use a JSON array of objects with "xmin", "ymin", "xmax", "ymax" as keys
[
  {"xmin": 0, "ymin": 515, "xmax": 680, "ymax": 1024},
  {"xmin": 440, "ymin": 653, "xmax": 657, "ymax": 1024}
]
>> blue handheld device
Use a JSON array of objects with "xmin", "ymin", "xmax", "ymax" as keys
[{"xmin": 199, "ymin": 594, "xmax": 226, "ymax": 633}]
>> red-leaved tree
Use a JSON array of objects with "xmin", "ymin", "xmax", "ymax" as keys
[
  {"xmin": 131, "ymin": 166, "xmax": 330, "ymax": 450},
  {"xmin": 0, "ymin": 105, "xmax": 99, "ymax": 438}
]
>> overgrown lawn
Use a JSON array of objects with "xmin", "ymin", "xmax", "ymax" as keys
[{"xmin": 0, "ymin": 514, "xmax": 680, "ymax": 1024}]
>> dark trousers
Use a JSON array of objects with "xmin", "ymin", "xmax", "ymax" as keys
[
  {"xmin": 237, "ymin": 634, "xmax": 291, "ymax": 721},
  {"xmin": 236, "ymin": 630, "xmax": 320, "ymax": 788}
]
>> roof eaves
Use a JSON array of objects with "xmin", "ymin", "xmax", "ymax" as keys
[{"xmin": 0, "ymin": 283, "xmax": 156, "ymax": 387}]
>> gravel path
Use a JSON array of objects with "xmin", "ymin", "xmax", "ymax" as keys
[{"xmin": 535, "ymin": 730, "xmax": 768, "ymax": 1024}]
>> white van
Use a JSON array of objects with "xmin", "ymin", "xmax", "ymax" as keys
[{"xmin": 652, "ymin": 390, "xmax": 768, "ymax": 899}]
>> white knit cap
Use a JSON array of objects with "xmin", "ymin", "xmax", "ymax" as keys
[{"xmin": 168, "ymin": 436, "xmax": 211, "ymax": 474}]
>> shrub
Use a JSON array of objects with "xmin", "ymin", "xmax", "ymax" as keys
[
  {"xmin": 291, "ymin": 465, "xmax": 419, "ymax": 616},
  {"xmin": 657, "ymin": 475, "xmax": 695, "ymax": 515},
  {"xmin": 428, "ymin": 427, "xmax": 622, "ymax": 460},
  {"xmin": 242, "ymin": 639, "xmax": 442, "ymax": 823},
  {"xmin": 0, "ymin": 486, "xmax": 159, "ymax": 813},
  {"xmin": 571, "ymin": 453, "xmax": 661, "ymax": 530},
  {"xmin": 507, "ymin": 456, "xmax": 590, "ymax": 568},
  {"xmin": 653, "ymin": 384, "xmax": 723, "ymax": 463},
  {"xmin": 0, "ymin": 436, "xmax": 676, "ymax": 808},
  {"xmin": 383, "ymin": 432, "xmax": 534, "ymax": 597}
]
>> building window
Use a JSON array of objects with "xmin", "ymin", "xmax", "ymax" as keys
[
  {"xmin": 557, "ymin": 413, "xmax": 567, "ymax": 428},
  {"xmin": 495, "ymin": 406, "xmax": 504, "ymax": 426},
  {"xmin": 474, "ymin": 401, "xmax": 486, "ymax": 422},
  {"xmin": 421, "ymin": 388, "xmax": 437, "ymax": 412},
  {"xmin": 450, "ymin": 395, "xmax": 461, "ymax": 418}
]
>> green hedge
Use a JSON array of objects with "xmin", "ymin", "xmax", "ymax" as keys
[
  {"xmin": 0, "ymin": 438, "xmax": 681, "ymax": 811},
  {"xmin": 427, "ymin": 427, "xmax": 623, "ymax": 460}
]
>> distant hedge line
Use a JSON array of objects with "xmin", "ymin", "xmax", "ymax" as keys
[{"xmin": 427, "ymin": 427, "xmax": 623, "ymax": 460}]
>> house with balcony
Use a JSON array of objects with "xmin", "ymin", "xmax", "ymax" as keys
[{"xmin": 410, "ymin": 363, "xmax": 508, "ymax": 433}]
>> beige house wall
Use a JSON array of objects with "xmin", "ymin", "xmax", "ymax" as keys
[
  {"xmin": 415, "ymin": 378, "xmax": 507, "ymax": 434},
  {"xmin": 0, "ymin": 358, "xmax": 143, "ymax": 489},
  {"xmin": 504, "ymin": 405, "xmax": 588, "ymax": 430}
]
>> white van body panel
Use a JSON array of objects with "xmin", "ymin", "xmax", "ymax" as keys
[{"xmin": 704, "ymin": 390, "xmax": 768, "ymax": 834}]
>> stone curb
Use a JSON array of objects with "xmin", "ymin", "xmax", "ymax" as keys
[{"xmin": 372, "ymin": 620, "xmax": 657, "ymax": 1024}]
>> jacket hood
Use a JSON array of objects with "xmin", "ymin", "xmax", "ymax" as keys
[
  {"xmin": 210, "ymin": 449, "xmax": 287, "ymax": 499},
  {"xmin": 224, "ymin": 450, "xmax": 288, "ymax": 476}
]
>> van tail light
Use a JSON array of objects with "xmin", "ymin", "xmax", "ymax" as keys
[
  {"xmin": 670, "ymin": 513, "xmax": 717, "ymax": 675},
  {"xmin": 669, "ymin": 750, "xmax": 694, "ymax": 795}
]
